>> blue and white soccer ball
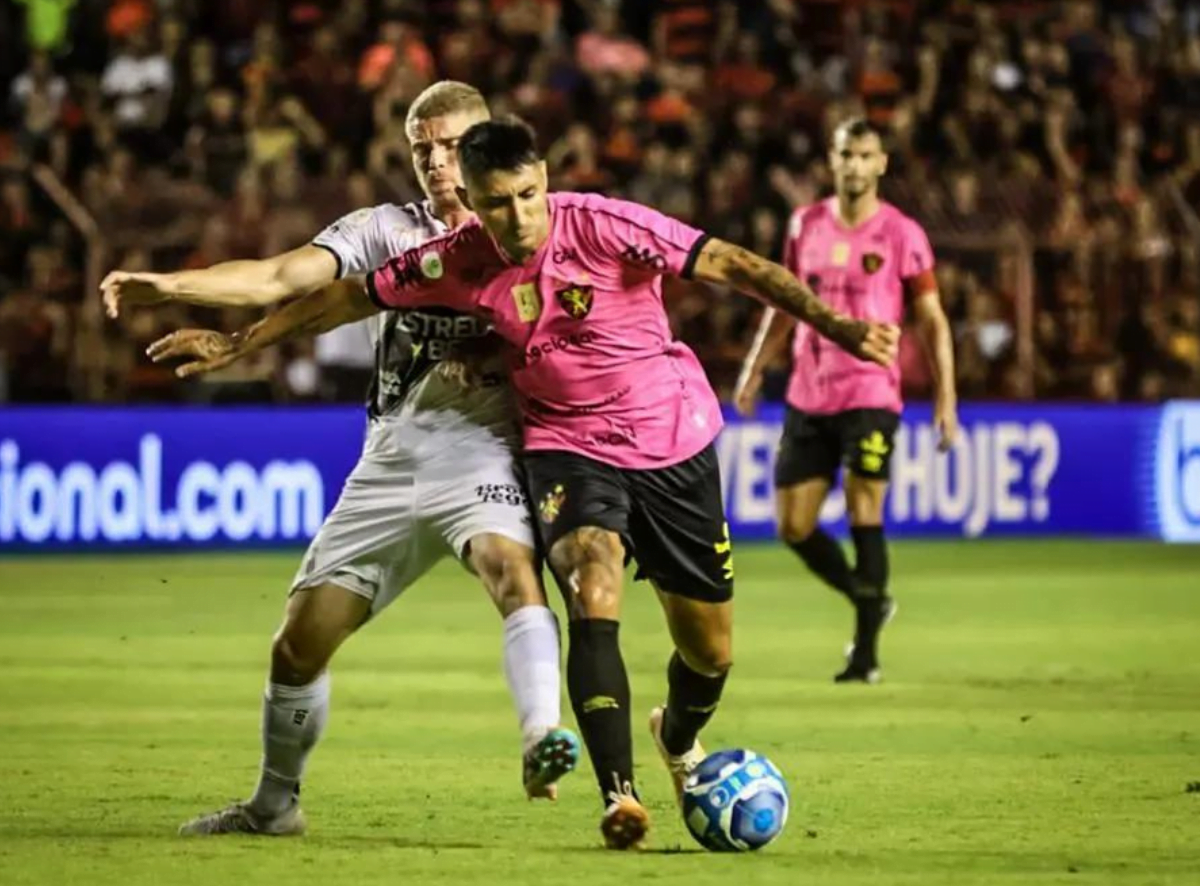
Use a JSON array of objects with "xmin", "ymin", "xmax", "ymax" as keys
[{"xmin": 681, "ymin": 749, "xmax": 789, "ymax": 852}]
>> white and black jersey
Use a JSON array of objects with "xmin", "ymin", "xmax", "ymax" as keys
[
  {"xmin": 311, "ymin": 203, "xmax": 518, "ymax": 460},
  {"xmin": 293, "ymin": 203, "xmax": 532, "ymax": 607}
]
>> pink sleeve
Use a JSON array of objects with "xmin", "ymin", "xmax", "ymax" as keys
[
  {"xmin": 898, "ymin": 218, "xmax": 935, "ymax": 280},
  {"xmin": 582, "ymin": 196, "xmax": 710, "ymax": 278},
  {"xmin": 366, "ymin": 232, "xmax": 474, "ymax": 311}
]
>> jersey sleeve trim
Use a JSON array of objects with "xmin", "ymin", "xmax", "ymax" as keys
[
  {"xmin": 365, "ymin": 270, "xmax": 386, "ymax": 309},
  {"xmin": 681, "ymin": 233, "xmax": 711, "ymax": 280},
  {"xmin": 310, "ymin": 241, "xmax": 346, "ymax": 279}
]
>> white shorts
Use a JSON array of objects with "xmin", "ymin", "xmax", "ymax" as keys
[{"xmin": 290, "ymin": 448, "xmax": 534, "ymax": 616}]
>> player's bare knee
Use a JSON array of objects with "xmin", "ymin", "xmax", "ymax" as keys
[
  {"xmin": 845, "ymin": 479, "xmax": 887, "ymax": 525},
  {"xmin": 680, "ymin": 641, "xmax": 733, "ymax": 678},
  {"xmin": 549, "ymin": 528, "xmax": 623, "ymax": 618},
  {"xmin": 778, "ymin": 511, "xmax": 819, "ymax": 544},
  {"xmin": 468, "ymin": 535, "xmax": 544, "ymax": 615},
  {"xmin": 270, "ymin": 628, "xmax": 327, "ymax": 685}
]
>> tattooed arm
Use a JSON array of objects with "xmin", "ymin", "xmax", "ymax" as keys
[
  {"xmin": 690, "ymin": 237, "xmax": 899, "ymax": 367},
  {"xmin": 147, "ymin": 278, "xmax": 379, "ymax": 377}
]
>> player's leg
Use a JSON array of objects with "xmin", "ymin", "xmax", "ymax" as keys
[
  {"xmin": 651, "ymin": 591, "xmax": 732, "ymax": 802},
  {"xmin": 835, "ymin": 409, "xmax": 901, "ymax": 683},
  {"xmin": 775, "ymin": 408, "xmax": 857, "ymax": 599},
  {"xmin": 463, "ymin": 528, "xmax": 579, "ymax": 798},
  {"xmin": 250, "ymin": 581, "xmax": 371, "ymax": 816},
  {"xmin": 624, "ymin": 445, "xmax": 734, "ymax": 803},
  {"xmin": 427, "ymin": 460, "xmax": 578, "ymax": 798},
  {"xmin": 180, "ymin": 458, "xmax": 427, "ymax": 836},
  {"xmin": 524, "ymin": 451, "xmax": 646, "ymax": 848}
]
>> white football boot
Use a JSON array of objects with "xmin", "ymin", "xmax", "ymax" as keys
[
  {"xmin": 178, "ymin": 801, "xmax": 306, "ymax": 837},
  {"xmin": 648, "ymin": 705, "xmax": 706, "ymax": 808}
]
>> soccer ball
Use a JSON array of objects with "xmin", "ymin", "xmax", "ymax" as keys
[{"xmin": 680, "ymin": 749, "xmax": 789, "ymax": 852}]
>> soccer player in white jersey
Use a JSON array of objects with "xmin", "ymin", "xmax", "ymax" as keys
[{"xmin": 100, "ymin": 82, "xmax": 579, "ymax": 836}]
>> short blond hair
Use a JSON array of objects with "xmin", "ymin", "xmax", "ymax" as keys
[{"xmin": 405, "ymin": 81, "xmax": 489, "ymax": 133}]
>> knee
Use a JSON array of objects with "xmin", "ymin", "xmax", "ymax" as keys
[
  {"xmin": 845, "ymin": 481, "xmax": 887, "ymax": 525},
  {"xmin": 680, "ymin": 641, "xmax": 733, "ymax": 678},
  {"xmin": 548, "ymin": 529, "xmax": 624, "ymax": 618},
  {"xmin": 271, "ymin": 627, "xmax": 326, "ymax": 685},
  {"xmin": 469, "ymin": 535, "xmax": 545, "ymax": 616},
  {"xmin": 778, "ymin": 510, "xmax": 819, "ymax": 545}
]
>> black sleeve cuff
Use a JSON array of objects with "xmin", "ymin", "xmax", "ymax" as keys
[
  {"xmin": 311, "ymin": 241, "xmax": 346, "ymax": 279},
  {"xmin": 681, "ymin": 233, "xmax": 712, "ymax": 280},
  {"xmin": 364, "ymin": 270, "xmax": 386, "ymax": 309}
]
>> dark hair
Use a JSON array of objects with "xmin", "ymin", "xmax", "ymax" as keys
[
  {"xmin": 831, "ymin": 117, "xmax": 885, "ymax": 146},
  {"xmin": 458, "ymin": 116, "xmax": 541, "ymax": 178}
]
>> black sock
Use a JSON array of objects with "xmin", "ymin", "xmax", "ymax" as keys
[
  {"xmin": 662, "ymin": 652, "xmax": 728, "ymax": 756},
  {"xmin": 850, "ymin": 525, "xmax": 888, "ymax": 598},
  {"xmin": 567, "ymin": 619, "xmax": 636, "ymax": 805},
  {"xmin": 787, "ymin": 528, "xmax": 856, "ymax": 599},
  {"xmin": 849, "ymin": 525, "xmax": 889, "ymax": 664}
]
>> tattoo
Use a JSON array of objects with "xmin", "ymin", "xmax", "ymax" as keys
[{"xmin": 716, "ymin": 244, "xmax": 867, "ymax": 353}]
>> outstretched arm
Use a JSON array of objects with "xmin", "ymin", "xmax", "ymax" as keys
[
  {"xmin": 691, "ymin": 237, "xmax": 899, "ymax": 366},
  {"xmin": 102, "ymin": 244, "xmax": 340, "ymax": 316},
  {"xmin": 148, "ymin": 278, "xmax": 379, "ymax": 377},
  {"xmin": 732, "ymin": 308, "xmax": 794, "ymax": 416}
]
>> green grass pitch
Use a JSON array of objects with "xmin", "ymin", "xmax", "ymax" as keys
[{"xmin": 2, "ymin": 541, "xmax": 1199, "ymax": 885}]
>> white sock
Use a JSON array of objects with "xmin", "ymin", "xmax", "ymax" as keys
[
  {"xmin": 502, "ymin": 605, "xmax": 562, "ymax": 751},
  {"xmin": 249, "ymin": 672, "xmax": 331, "ymax": 816}
]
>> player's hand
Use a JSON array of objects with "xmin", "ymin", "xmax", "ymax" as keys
[
  {"xmin": 732, "ymin": 368, "xmax": 762, "ymax": 418},
  {"xmin": 857, "ymin": 321, "xmax": 900, "ymax": 367},
  {"xmin": 934, "ymin": 399, "xmax": 959, "ymax": 452},
  {"xmin": 437, "ymin": 358, "xmax": 481, "ymax": 389},
  {"xmin": 146, "ymin": 329, "xmax": 238, "ymax": 377},
  {"xmin": 101, "ymin": 271, "xmax": 174, "ymax": 318}
]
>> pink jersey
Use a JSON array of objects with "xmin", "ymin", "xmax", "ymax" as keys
[
  {"xmin": 783, "ymin": 198, "xmax": 935, "ymax": 415},
  {"xmin": 367, "ymin": 192, "xmax": 722, "ymax": 469}
]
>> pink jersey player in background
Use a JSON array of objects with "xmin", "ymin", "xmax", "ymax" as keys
[{"xmin": 735, "ymin": 117, "xmax": 958, "ymax": 685}]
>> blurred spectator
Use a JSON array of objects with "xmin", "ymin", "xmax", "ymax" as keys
[
  {"xmin": 185, "ymin": 88, "xmax": 247, "ymax": 198},
  {"xmin": 0, "ymin": 0, "xmax": 1196, "ymax": 403},
  {"xmin": 100, "ymin": 26, "xmax": 173, "ymax": 158},
  {"xmin": 576, "ymin": 2, "xmax": 651, "ymax": 81},
  {"xmin": 15, "ymin": 0, "xmax": 75, "ymax": 55},
  {"xmin": 9, "ymin": 51, "xmax": 66, "ymax": 154}
]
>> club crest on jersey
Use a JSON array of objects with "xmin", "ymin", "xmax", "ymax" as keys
[
  {"xmin": 556, "ymin": 283, "xmax": 594, "ymax": 320},
  {"xmin": 539, "ymin": 484, "xmax": 566, "ymax": 524},
  {"xmin": 511, "ymin": 283, "xmax": 542, "ymax": 322},
  {"xmin": 420, "ymin": 251, "xmax": 444, "ymax": 279},
  {"xmin": 862, "ymin": 252, "xmax": 885, "ymax": 274}
]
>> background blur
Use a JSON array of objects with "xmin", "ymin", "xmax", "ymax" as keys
[{"xmin": 1, "ymin": 0, "xmax": 1198, "ymax": 407}]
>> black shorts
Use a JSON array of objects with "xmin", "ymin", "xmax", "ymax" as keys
[
  {"xmin": 774, "ymin": 407, "xmax": 901, "ymax": 487},
  {"xmin": 522, "ymin": 445, "xmax": 733, "ymax": 604}
]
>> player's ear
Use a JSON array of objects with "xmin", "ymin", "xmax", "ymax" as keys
[
  {"xmin": 457, "ymin": 186, "xmax": 473, "ymax": 211},
  {"xmin": 536, "ymin": 160, "xmax": 549, "ymax": 191}
]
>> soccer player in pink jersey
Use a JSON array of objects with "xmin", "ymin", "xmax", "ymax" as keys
[
  {"xmin": 734, "ymin": 118, "xmax": 958, "ymax": 684},
  {"xmin": 361, "ymin": 116, "xmax": 898, "ymax": 848},
  {"xmin": 163, "ymin": 116, "xmax": 897, "ymax": 848}
]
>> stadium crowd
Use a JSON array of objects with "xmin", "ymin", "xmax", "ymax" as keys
[{"xmin": 1, "ymin": 0, "xmax": 1198, "ymax": 404}]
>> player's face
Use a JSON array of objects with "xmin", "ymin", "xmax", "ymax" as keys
[
  {"xmin": 830, "ymin": 133, "xmax": 887, "ymax": 200},
  {"xmin": 408, "ymin": 110, "xmax": 489, "ymax": 208},
  {"xmin": 462, "ymin": 161, "xmax": 551, "ymax": 263}
]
